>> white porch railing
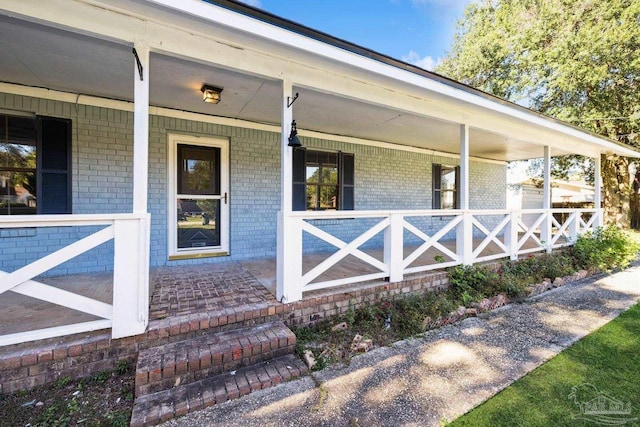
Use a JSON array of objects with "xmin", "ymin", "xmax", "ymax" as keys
[
  {"xmin": 0, "ymin": 213, "xmax": 150, "ymax": 346},
  {"xmin": 277, "ymin": 208, "xmax": 601, "ymax": 302}
]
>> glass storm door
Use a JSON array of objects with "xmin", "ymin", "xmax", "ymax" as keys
[{"xmin": 169, "ymin": 135, "xmax": 229, "ymax": 258}]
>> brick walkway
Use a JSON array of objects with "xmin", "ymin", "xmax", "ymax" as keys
[{"xmin": 149, "ymin": 263, "xmax": 278, "ymax": 321}]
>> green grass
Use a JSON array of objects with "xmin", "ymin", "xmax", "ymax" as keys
[{"xmin": 448, "ymin": 302, "xmax": 640, "ymax": 426}]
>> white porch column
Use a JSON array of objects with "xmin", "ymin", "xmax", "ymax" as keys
[
  {"xmin": 132, "ymin": 43, "xmax": 150, "ymax": 214},
  {"xmin": 279, "ymin": 78, "xmax": 294, "ymax": 213},
  {"xmin": 112, "ymin": 41, "xmax": 150, "ymax": 338},
  {"xmin": 594, "ymin": 154, "xmax": 603, "ymax": 227},
  {"xmin": 542, "ymin": 146, "xmax": 552, "ymax": 252},
  {"xmin": 277, "ymin": 78, "xmax": 302, "ymax": 302},
  {"xmin": 459, "ymin": 124, "xmax": 470, "ymax": 210},
  {"xmin": 456, "ymin": 124, "xmax": 472, "ymax": 265}
]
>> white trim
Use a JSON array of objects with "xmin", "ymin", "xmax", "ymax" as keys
[
  {"xmin": 0, "ymin": 320, "xmax": 112, "ymax": 347},
  {"xmin": 167, "ymin": 134, "xmax": 230, "ymax": 258},
  {"xmin": 0, "ymin": 82, "xmax": 505, "ymax": 165}
]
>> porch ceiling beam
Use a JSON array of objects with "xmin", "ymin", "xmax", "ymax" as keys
[{"xmin": 2, "ymin": 0, "xmax": 636, "ymax": 158}]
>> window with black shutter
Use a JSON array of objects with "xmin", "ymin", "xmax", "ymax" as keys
[
  {"xmin": 432, "ymin": 164, "xmax": 459, "ymax": 209},
  {"xmin": 292, "ymin": 148, "xmax": 354, "ymax": 211},
  {"xmin": 0, "ymin": 113, "xmax": 71, "ymax": 215}
]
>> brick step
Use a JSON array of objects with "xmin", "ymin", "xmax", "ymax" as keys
[
  {"xmin": 130, "ymin": 354, "xmax": 308, "ymax": 427},
  {"xmin": 134, "ymin": 321, "xmax": 296, "ymax": 398}
]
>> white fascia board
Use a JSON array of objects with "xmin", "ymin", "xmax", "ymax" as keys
[
  {"xmin": 145, "ymin": 0, "xmax": 639, "ymax": 157},
  {"xmin": 0, "ymin": 82, "xmax": 504, "ymax": 165}
]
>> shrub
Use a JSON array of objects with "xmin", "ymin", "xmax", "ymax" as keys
[
  {"xmin": 447, "ymin": 264, "xmax": 501, "ymax": 303},
  {"xmin": 571, "ymin": 225, "xmax": 640, "ymax": 271},
  {"xmin": 501, "ymin": 253, "xmax": 575, "ymax": 284}
]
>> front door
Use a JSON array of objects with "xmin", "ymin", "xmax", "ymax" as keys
[{"xmin": 168, "ymin": 134, "xmax": 229, "ymax": 259}]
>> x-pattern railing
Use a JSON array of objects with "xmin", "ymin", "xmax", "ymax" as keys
[
  {"xmin": 0, "ymin": 214, "xmax": 149, "ymax": 346},
  {"xmin": 278, "ymin": 208, "xmax": 601, "ymax": 302},
  {"xmin": 300, "ymin": 217, "xmax": 390, "ymax": 290},
  {"xmin": 402, "ymin": 213, "xmax": 462, "ymax": 274}
]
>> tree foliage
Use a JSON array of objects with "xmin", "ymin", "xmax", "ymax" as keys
[{"xmin": 437, "ymin": 0, "xmax": 640, "ymax": 225}]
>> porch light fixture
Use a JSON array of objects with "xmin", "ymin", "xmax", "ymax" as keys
[
  {"xmin": 288, "ymin": 120, "xmax": 301, "ymax": 147},
  {"xmin": 201, "ymin": 85, "xmax": 223, "ymax": 104}
]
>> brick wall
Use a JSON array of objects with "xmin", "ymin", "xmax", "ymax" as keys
[{"xmin": 0, "ymin": 93, "xmax": 507, "ymax": 273}]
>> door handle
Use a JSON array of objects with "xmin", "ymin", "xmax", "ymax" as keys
[{"xmin": 224, "ymin": 192, "xmax": 228, "ymax": 204}]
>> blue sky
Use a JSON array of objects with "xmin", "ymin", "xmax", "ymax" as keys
[{"xmin": 237, "ymin": 0, "xmax": 473, "ymax": 70}]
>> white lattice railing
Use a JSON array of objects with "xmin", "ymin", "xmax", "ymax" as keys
[
  {"xmin": 0, "ymin": 213, "xmax": 150, "ymax": 346},
  {"xmin": 277, "ymin": 208, "xmax": 601, "ymax": 302}
]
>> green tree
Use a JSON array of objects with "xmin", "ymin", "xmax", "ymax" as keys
[{"xmin": 437, "ymin": 0, "xmax": 640, "ymax": 227}]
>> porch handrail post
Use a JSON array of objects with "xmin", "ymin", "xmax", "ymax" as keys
[
  {"xmin": 542, "ymin": 146, "xmax": 552, "ymax": 252},
  {"xmin": 276, "ymin": 212, "xmax": 303, "ymax": 303},
  {"xmin": 569, "ymin": 211, "xmax": 580, "ymax": 243},
  {"xmin": 456, "ymin": 211, "xmax": 473, "ymax": 265},
  {"xmin": 112, "ymin": 216, "xmax": 149, "ymax": 339},
  {"xmin": 384, "ymin": 213, "xmax": 404, "ymax": 282},
  {"xmin": 505, "ymin": 210, "xmax": 518, "ymax": 260}
]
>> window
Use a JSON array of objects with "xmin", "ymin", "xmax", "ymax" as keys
[
  {"xmin": 432, "ymin": 164, "xmax": 459, "ymax": 209},
  {"xmin": 0, "ymin": 113, "xmax": 71, "ymax": 215},
  {"xmin": 292, "ymin": 148, "xmax": 354, "ymax": 211}
]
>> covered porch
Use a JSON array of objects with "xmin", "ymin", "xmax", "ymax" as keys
[{"xmin": 0, "ymin": 0, "xmax": 638, "ymax": 350}]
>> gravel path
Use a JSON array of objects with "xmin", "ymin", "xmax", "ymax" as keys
[{"xmin": 162, "ymin": 264, "xmax": 640, "ymax": 427}]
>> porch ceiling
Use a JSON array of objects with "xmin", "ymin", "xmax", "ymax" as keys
[{"xmin": 0, "ymin": 8, "xmax": 635, "ymax": 162}]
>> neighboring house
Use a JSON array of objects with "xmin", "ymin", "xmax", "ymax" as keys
[
  {"xmin": 508, "ymin": 179, "xmax": 595, "ymax": 209},
  {"xmin": 0, "ymin": 0, "xmax": 638, "ymax": 346}
]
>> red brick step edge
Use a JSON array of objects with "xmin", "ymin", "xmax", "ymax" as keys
[{"xmin": 130, "ymin": 354, "xmax": 308, "ymax": 427}]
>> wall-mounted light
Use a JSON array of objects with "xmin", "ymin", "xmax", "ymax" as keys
[
  {"xmin": 201, "ymin": 85, "xmax": 223, "ymax": 104},
  {"xmin": 288, "ymin": 120, "xmax": 301, "ymax": 147}
]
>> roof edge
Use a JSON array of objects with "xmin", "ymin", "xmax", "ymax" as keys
[{"xmin": 205, "ymin": 0, "xmax": 639, "ymax": 157}]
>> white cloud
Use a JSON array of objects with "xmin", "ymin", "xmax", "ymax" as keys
[
  {"xmin": 237, "ymin": 0, "xmax": 263, "ymax": 8},
  {"xmin": 402, "ymin": 50, "xmax": 440, "ymax": 71}
]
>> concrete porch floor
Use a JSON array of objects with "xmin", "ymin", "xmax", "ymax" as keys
[{"xmin": 0, "ymin": 238, "xmax": 544, "ymax": 337}]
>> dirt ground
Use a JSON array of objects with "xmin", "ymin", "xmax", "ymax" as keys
[{"xmin": 1, "ymin": 365, "xmax": 134, "ymax": 427}]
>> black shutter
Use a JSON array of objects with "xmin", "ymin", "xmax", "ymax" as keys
[
  {"xmin": 455, "ymin": 166, "xmax": 461, "ymax": 209},
  {"xmin": 339, "ymin": 152, "xmax": 354, "ymax": 210},
  {"xmin": 432, "ymin": 164, "xmax": 441, "ymax": 209},
  {"xmin": 292, "ymin": 147, "xmax": 307, "ymax": 211},
  {"xmin": 37, "ymin": 117, "xmax": 71, "ymax": 214}
]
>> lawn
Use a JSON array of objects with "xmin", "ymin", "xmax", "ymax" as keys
[{"xmin": 448, "ymin": 302, "xmax": 640, "ymax": 426}]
